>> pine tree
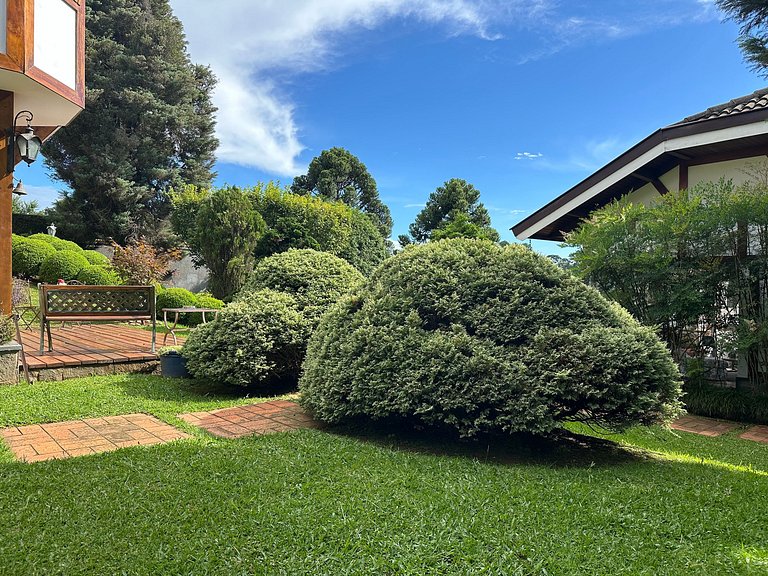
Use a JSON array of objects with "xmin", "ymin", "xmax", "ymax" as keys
[
  {"xmin": 405, "ymin": 178, "xmax": 499, "ymax": 243},
  {"xmin": 717, "ymin": 0, "xmax": 768, "ymax": 74},
  {"xmin": 291, "ymin": 147, "xmax": 393, "ymax": 238},
  {"xmin": 43, "ymin": 0, "xmax": 218, "ymax": 246}
]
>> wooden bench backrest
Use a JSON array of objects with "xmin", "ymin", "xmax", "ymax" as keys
[{"xmin": 40, "ymin": 285, "xmax": 156, "ymax": 319}]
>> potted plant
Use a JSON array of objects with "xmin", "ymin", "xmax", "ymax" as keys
[{"xmin": 157, "ymin": 345, "xmax": 189, "ymax": 378}]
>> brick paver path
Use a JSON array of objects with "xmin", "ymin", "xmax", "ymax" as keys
[
  {"xmin": 741, "ymin": 425, "xmax": 768, "ymax": 444},
  {"xmin": 671, "ymin": 414, "xmax": 739, "ymax": 437},
  {"xmin": 0, "ymin": 414, "xmax": 189, "ymax": 462},
  {"xmin": 179, "ymin": 400, "xmax": 318, "ymax": 439}
]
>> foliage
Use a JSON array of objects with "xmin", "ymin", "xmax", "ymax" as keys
[
  {"xmin": 11, "ymin": 197, "xmax": 39, "ymax": 215},
  {"xmin": 683, "ymin": 381, "xmax": 768, "ymax": 424},
  {"xmin": 187, "ymin": 293, "xmax": 223, "ymax": 327},
  {"xmin": 156, "ymin": 345, "xmax": 183, "ymax": 356},
  {"xmin": 430, "ymin": 212, "xmax": 499, "ymax": 241},
  {"xmin": 566, "ymin": 177, "xmax": 768, "ymax": 391},
  {"xmin": 171, "ymin": 185, "xmax": 265, "ymax": 299},
  {"xmin": 52, "ymin": 239, "xmax": 85, "ymax": 252},
  {"xmin": 405, "ymin": 178, "xmax": 499, "ymax": 243},
  {"xmin": 0, "ymin": 314, "xmax": 13, "ymax": 344},
  {"xmin": 252, "ymin": 184, "xmax": 387, "ymax": 275},
  {"xmin": 11, "ymin": 238, "xmax": 56, "ymax": 279},
  {"xmin": 301, "ymin": 239, "xmax": 682, "ymax": 437},
  {"xmin": 111, "ymin": 240, "xmax": 177, "ymax": 285},
  {"xmin": 82, "ymin": 250, "xmax": 111, "ymax": 266},
  {"xmin": 291, "ymin": 147, "xmax": 392, "ymax": 238},
  {"xmin": 42, "ymin": 0, "xmax": 217, "ymax": 246},
  {"xmin": 26, "ymin": 233, "xmax": 59, "ymax": 246},
  {"xmin": 716, "ymin": 0, "xmax": 768, "ymax": 75},
  {"xmin": 156, "ymin": 287, "xmax": 197, "ymax": 323},
  {"xmin": 241, "ymin": 249, "xmax": 365, "ymax": 326},
  {"xmin": 38, "ymin": 251, "xmax": 90, "ymax": 284},
  {"xmin": 183, "ymin": 290, "xmax": 309, "ymax": 388},
  {"xmin": 547, "ymin": 254, "xmax": 576, "ymax": 271},
  {"xmin": 76, "ymin": 265, "xmax": 122, "ymax": 286}
]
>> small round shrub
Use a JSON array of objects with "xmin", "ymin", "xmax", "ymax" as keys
[
  {"xmin": 39, "ymin": 251, "xmax": 90, "ymax": 284},
  {"xmin": 53, "ymin": 239, "xmax": 84, "ymax": 252},
  {"xmin": 26, "ymin": 233, "xmax": 58, "ymax": 246},
  {"xmin": 12, "ymin": 238, "xmax": 56, "ymax": 279},
  {"xmin": 82, "ymin": 250, "xmax": 110, "ymax": 266},
  {"xmin": 241, "ymin": 249, "xmax": 365, "ymax": 326},
  {"xmin": 76, "ymin": 265, "xmax": 122, "ymax": 285},
  {"xmin": 186, "ymin": 292, "xmax": 224, "ymax": 326},
  {"xmin": 300, "ymin": 239, "xmax": 683, "ymax": 437},
  {"xmin": 183, "ymin": 289, "xmax": 309, "ymax": 388},
  {"xmin": 156, "ymin": 287, "xmax": 197, "ymax": 324}
]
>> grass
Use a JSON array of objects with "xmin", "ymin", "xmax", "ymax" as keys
[{"xmin": 0, "ymin": 375, "xmax": 767, "ymax": 575}]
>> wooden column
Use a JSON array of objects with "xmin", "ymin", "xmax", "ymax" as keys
[{"xmin": 0, "ymin": 93, "xmax": 13, "ymax": 315}]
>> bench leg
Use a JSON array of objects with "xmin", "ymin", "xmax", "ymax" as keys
[
  {"xmin": 39, "ymin": 320, "xmax": 45, "ymax": 354},
  {"xmin": 151, "ymin": 317, "xmax": 156, "ymax": 353},
  {"xmin": 47, "ymin": 321, "xmax": 53, "ymax": 352}
]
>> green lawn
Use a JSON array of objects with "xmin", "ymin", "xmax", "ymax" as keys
[{"xmin": 0, "ymin": 375, "xmax": 767, "ymax": 575}]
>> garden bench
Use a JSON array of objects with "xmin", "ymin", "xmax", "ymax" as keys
[{"xmin": 39, "ymin": 284, "xmax": 156, "ymax": 353}]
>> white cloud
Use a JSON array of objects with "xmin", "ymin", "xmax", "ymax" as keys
[
  {"xmin": 404, "ymin": 203, "xmax": 427, "ymax": 208},
  {"xmin": 532, "ymin": 137, "xmax": 630, "ymax": 173},
  {"xmin": 170, "ymin": 0, "xmax": 506, "ymax": 176},
  {"xmin": 514, "ymin": 152, "xmax": 544, "ymax": 160},
  {"xmin": 22, "ymin": 185, "xmax": 60, "ymax": 208}
]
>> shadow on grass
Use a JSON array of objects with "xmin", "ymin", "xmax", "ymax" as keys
[
  {"xmin": 321, "ymin": 418, "xmax": 651, "ymax": 469},
  {"xmin": 111, "ymin": 374, "xmax": 298, "ymax": 403}
]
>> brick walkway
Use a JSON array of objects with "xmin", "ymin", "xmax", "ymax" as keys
[
  {"xmin": 741, "ymin": 425, "xmax": 768, "ymax": 444},
  {"xmin": 671, "ymin": 415, "xmax": 739, "ymax": 437},
  {"xmin": 0, "ymin": 414, "xmax": 189, "ymax": 462},
  {"xmin": 179, "ymin": 400, "xmax": 318, "ymax": 438}
]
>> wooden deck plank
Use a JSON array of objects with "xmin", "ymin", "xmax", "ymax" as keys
[{"xmin": 17, "ymin": 324, "xmax": 185, "ymax": 372}]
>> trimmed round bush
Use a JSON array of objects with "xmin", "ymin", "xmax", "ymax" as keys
[
  {"xmin": 26, "ymin": 233, "xmax": 58, "ymax": 246},
  {"xmin": 300, "ymin": 239, "xmax": 683, "ymax": 437},
  {"xmin": 183, "ymin": 289, "xmax": 310, "ymax": 388},
  {"xmin": 12, "ymin": 238, "xmax": 56, "ymax": 279},
  {"xmin": 187, "ymin": 292, "xmax": 224, "ymax": 326},
  {"xmin": 156, "ymin": 287, "xmax": 197, "ymax": 324},
  {"xmin": 53, "ymin": 239, "xmax": 84, "ymax": 252},
  {"xmin": 38, "ymin": 250, "xmax": 90, "ymax": 283},
  {"xmin": 76, "ymin": 265, "xmax": 121, "ymax": 285},
  {"xmin": 241, "ymin": 249, "xmax": 365, "ymax": 326},
  {"xmin": 82, "ymin": 250, "xmax": 110, "ymax": 266}
]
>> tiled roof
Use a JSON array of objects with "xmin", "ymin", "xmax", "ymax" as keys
[{"xmin": 674, "ymin": 87, "xmax": 768, "ymax": 125}]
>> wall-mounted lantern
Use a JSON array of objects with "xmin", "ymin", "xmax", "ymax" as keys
[{"xmin": 8, "ymin": 111, "xmax": 42, "ymax": 173}]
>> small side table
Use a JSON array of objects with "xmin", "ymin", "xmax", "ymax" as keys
[{"xmin": 162, "ymin": 307, "xmax": 220, "ymax": 346}]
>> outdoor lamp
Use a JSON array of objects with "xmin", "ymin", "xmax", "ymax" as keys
[
  {"xmin": 47, "ymin": 223, "xmax": 57, "ymax": 237},
  {"xmin": 7, "ymin": 111, "xmax": 42, "ymax": 173}
]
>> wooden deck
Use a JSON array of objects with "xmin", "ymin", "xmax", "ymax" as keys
[{"xmin": 17, "ymin": 324, "xmax": 180, "ymax": 372}]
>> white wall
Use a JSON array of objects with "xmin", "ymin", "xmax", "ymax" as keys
[{"xmin": 689, "ymin": 156, "xmax": 768, "ymax": 189}]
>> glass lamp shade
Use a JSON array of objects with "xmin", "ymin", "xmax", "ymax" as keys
[{"xmin": 16, "ymin": 129, "xmax": 42, "ymax": 165}]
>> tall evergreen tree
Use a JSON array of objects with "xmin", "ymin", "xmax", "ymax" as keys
[
  {"xmin": 717, "ymin": 0, "xmax": 768, "ymax": 74},
  {"xmin": 44, "ymin": 0, "xmax": 218, "ymax": 246},
  {"xmin": 403, "ymin": 178, "xmax": 499, "ymax": 244},
  {"xmin": 291, "ymin": 147, "xmax": 393, "ymax": 238}
]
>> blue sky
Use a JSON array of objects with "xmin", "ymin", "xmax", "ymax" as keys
[{"xmin": 20, "ymin": 0, "xmax": 766, "ymax": 255}]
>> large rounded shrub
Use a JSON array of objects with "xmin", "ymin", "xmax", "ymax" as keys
[
  {"xmin": 241, "ymin": 249, "xmax": 365, "ymax": 326},
  {"xmin": 82, "ymin": 250, "xmax": 110, "ymax": 266},
  {"xmin": 53, "ymin": 239, "xmax": 84, "ymax": 252},
  {"xmin": 38, "ymin": 251, "xmax": 90, "ymax": 283},
  {"xmin": 76, "ymin": 265, "xmax": 121, "ymax": 285},
  {"xmin": 12, "ymin": 238, "xmax": 56, "ymax": 278},
  {"xmin": 183, "ymin": 290, "xmax": 309, "ymax": 388},
  {"xmin": 300, "ymin": 239, "xmax": 682, "ymax": 437}
]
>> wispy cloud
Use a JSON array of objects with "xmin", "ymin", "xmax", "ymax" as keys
[
  {"xmin": 515, "ymin": 152, "xmax": 544, "ymax": 161},
  {"xmin": 23, "ymin": 185, "xmax": 60, "ymax": 208},
  {"xmin": 169, "ymin": 0, "xmax": 720, "ymax": 175},
  {"xmin": 531, "ymin": 137, "xmax": 630, "ymax": 173},
  {"xmin": 404, "ymin": 203, "xmax": 427, "ymax": 208},
  {"xmin": 170, "ymin": 0, "xmax": 507, "ymax": 176}
]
